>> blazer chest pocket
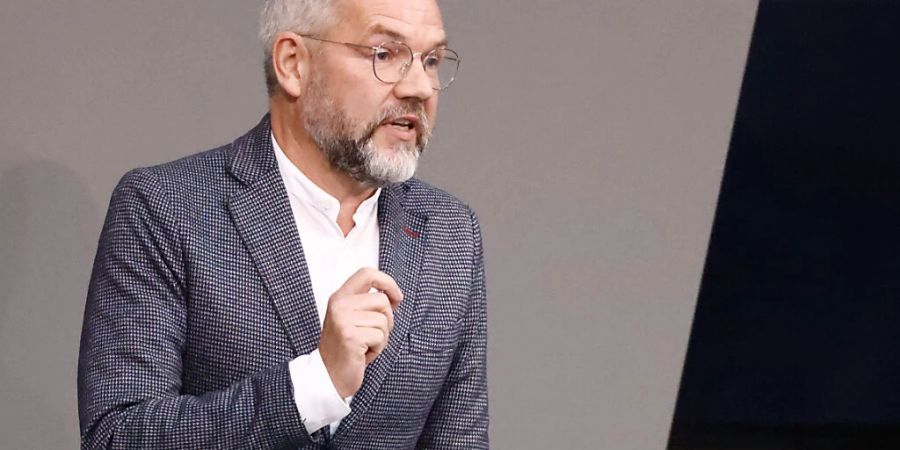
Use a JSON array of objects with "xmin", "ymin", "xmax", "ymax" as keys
[
  {"xmin": 406, "ymin": 325, "xmax": 461, "ymax": 355},
  {"xmin": 399, "ymin": 326, "xmax": 461, "ymax": 392},
  {"xmin": 375, "ymin": 326, "xmax": 461, "ymax": 423}
]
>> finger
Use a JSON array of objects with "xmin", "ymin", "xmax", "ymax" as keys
[
  {"xmin": 346, "ymin": 293, "xmax": 395, "ymax": 331},
  {"xmin": 364, "ymin": 347, "xmax": 383, "ymax": 365},
  {"xmin": 352, "ymin": 311, "xmax": 390, "ymax": 339},
  {"xmin": 358, "ymin": 327, "xmax": 387, "ymax": 355},
  {"xmin": 365, "ymin": 349, "xmax": 378, "ymax": 365},
  {"xmin": 364, "ymin": 339, "xmax": 388, "ymax": 365},
  {"xmin": 337, "ymin": 267, "xmax": 403, "ymax": 307}
]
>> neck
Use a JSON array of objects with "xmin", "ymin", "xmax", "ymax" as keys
[{"xmin": 269, "ymin": 96, "xmax": 377, "ymax": 206}]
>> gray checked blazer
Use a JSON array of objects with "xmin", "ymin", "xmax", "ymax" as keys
[{"xmin": 77, "ymin": 115, "xmax": 488, "ymax": 449}]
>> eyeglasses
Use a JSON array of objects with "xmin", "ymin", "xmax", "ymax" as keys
[{"xmin": 298, "ymin": 34, "xmax": 460, "ymax": 91}]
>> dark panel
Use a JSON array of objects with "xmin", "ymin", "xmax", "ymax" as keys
[{"xmin": 671, "ymin": 0, "xmax": 900, "ymax": 445}]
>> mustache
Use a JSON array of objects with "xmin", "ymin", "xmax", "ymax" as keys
[
  {"xmin": 358, "ymin": 100, "xmax": 432, "ymax": 148},
  {"xmin": 375, "ymin": 101, "xmax": 429, "ymax": 129}
]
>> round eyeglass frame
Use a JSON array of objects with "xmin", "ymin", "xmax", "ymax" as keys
[{"xmin": 298, "ymin": 34, "xmax": 460, "ymax": 91}]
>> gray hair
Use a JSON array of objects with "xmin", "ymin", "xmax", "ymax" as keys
[{"xmin": 258, "ymin": 0, "xmax": 339, "ymax": 96}]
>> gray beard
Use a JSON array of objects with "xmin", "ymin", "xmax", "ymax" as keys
[{"xmin": 301, "ymin": 72, "xmax": 431, "ymax": 187}]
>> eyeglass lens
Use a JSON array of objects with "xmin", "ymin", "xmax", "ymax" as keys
[{"xmin": 373, "ymin": 42, "xmax": 459, "ymax": 90}]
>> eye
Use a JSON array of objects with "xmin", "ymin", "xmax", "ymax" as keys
[
  {"xmin": 423, "ymin": 54, "xmax": 442, "ymax": 69},
  {"xmin": 423, "ymin": 49, "xmax": 449, "ymax": 70},
  {"xmin": 374, "ymin": 47, "xmax": 393, "ymax": 62}
]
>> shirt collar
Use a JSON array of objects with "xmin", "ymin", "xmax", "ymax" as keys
[{"xmin": 272, "ymin": 133, "xmax": 381, "ymax": 220}]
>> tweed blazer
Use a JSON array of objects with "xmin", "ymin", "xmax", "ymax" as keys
[{"xmin": 77, "ymin": 116, "xmax": 488, "ymax": 449}]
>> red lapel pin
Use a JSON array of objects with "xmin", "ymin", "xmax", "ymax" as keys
[{"xmin": 403, "ymin": 226, "xmax": 420, "ymax": 239}]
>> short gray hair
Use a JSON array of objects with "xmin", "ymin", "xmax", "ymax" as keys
[{"xmin": 259, "ymin": 0, "xmax": 339, "ymax": 96}]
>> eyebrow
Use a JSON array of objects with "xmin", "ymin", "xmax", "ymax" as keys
[{"xmin": 365, "ymin": 24, "xmax": 449, "ymax": 49}]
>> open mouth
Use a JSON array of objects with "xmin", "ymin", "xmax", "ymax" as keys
[
  {"xmin": 383, "ymin": 115, "xmax": 419, "ymax": 133},
  {"xmin": 391, "ymin": 119, "xmax": 414, "ymax": 130}
]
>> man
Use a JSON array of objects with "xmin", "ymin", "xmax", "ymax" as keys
[{"xmin": 77, "ymin": 0, "xmax": 488, "ymax": 448}]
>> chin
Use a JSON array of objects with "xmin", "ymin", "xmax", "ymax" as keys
[{"xmin": 354, "ymin": 134, "xmax": 421, "ymax": 185}]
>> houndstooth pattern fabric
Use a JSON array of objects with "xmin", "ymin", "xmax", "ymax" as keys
[{"xmin": 77, "ymin": 115, "xmax": 489, "ymax": 449}]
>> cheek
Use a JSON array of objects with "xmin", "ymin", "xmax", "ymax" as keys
[
  {"xmin": 346, "ymin": 89, "xmax": 392, "ymax": 125},
  {"xmin": 324, "ymin": 61, "xmax": 385, "ymax": 121}
]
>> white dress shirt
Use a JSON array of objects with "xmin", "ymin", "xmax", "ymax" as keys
[{"xmin": 273, "ymin": 134, "xmax": 381, "ymax": 436}]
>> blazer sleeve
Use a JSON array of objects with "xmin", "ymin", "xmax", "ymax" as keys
[
  {"xmin": 417, "ymin": 209, "xmax": 490, "ymax": 449},
  {"xmin": 77, "ymin": 169, "xmax": 313, "ymax": 450}
]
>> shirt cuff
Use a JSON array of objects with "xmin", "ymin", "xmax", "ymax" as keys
[{"xmin": 288, "ymin": 349, "xmax": 352, "ymax": 434}]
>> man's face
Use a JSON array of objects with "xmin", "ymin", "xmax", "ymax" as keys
[{"xmin": 301, "ymin": 0, "xmax": 446, "ymax": 187}]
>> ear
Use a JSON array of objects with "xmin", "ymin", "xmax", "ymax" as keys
[{"xmin": 272, "ymin": 31, "xmax": 310, "ymax": 98}]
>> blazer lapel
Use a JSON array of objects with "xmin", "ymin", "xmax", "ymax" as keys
[
  {"xmin": 331, "ymin": 183, "xmax": 428, "ymax": 441},
  {"xmin": 225, "ymin": 116, "xmax": 322, "ymax": 356}
]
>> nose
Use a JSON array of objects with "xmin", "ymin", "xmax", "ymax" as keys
[{"xmin": 392, "ymin": 57, "xmax": 436, "ymax": 101}]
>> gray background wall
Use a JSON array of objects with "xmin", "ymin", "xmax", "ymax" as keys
[{"xmin": 0, "ymin": 1, "xmax": 756, "ymax": 448}]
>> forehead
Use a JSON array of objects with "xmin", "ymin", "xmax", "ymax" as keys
[{"xmin": 336, "ymin": 0, "xmax": 446, "ymax": 45}]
